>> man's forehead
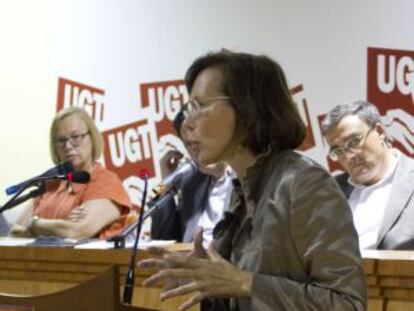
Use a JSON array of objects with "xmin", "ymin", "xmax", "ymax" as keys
[{"xmin": 326, "ymin": 115, "xmax": 369, "ymax": 144}]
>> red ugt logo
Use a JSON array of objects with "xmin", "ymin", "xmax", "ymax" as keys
[
  {"xmin": 56, "ymin": 77, "xmax": 105, "ymax": 123},
  {"xmin": 367, "ymin": 47, "xmax": 414, "ymax": 156}
]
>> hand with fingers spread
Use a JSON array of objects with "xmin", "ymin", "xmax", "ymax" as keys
[
  {"xmin": 138, "ymin": 226, "xmax": 206, "ymax": 294},
  {"xmin": 138, "ymin": 244, "xmax": 252, "ymax": 311},
  {"xmin": 138, "ymin": 246, "xmax": 185, "ymax": 292}
]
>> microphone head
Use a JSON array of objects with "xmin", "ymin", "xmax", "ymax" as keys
[
  {"xmin": 69, "ymin": 171, "xmax": 90, "ymax": 184},
  {"xmin": 170, "ymin": 160, "xmax": 197, "ymax": 186},
  {"xmin": 5, "ymin": 161, "xmax": 76, "ymax": 196},
  {"xmin": 152, "ymin": 160, "xmax": 198, "ymax": 197},
  {"xmin": 138, "ymin": 169, "xmax": 150, "ymax": 180}
]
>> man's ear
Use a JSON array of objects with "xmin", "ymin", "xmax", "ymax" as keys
[{"xmin": 374, "ymin": 122, "xmax": 388, "ymax": 143}]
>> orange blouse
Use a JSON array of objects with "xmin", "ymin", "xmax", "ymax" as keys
[{"xmin": 33, "ymin": 163, "xmax": 135, "ymax": 239}]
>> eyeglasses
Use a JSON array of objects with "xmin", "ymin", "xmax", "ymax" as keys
[
  {"xmin": 182, "ymin": 96, "xmax": 231, "ymax": 120},
  {"xmin": 55, "ymin": 132, "xmax": 90, "ymax": 148},
  {"xmin": 328, "ymin": 127, "xmax": 374, "ymax": 161}
]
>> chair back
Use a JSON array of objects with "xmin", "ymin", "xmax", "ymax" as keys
[{"xmin": 0, "ymin": 266, "xmax": 120, "ymax": 311}]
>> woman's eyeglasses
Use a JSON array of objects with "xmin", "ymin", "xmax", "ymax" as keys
[
  {"xmin": 182, "ymin": 96, "xmax": 231, "ymax": 120},
  {"xmin": 55, "ymin": 132, "xmax": 90, "ymax": 148}
]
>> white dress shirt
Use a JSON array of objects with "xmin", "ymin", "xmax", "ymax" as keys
[
  {"xmin": 348, "ymin": 153, "xmax": 399, "ymax": 249},
  {"xmin": 197, "ymin": 167, "xmax": 235, "ymax": 248}
]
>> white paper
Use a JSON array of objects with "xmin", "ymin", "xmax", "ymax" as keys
[
  {"xmin": 0, "ymin": 237, "xmax": 35, "ymax": 246},
  {"xmin": 74, "ymin": 239, "xmax": 176, "ymax": 249}
]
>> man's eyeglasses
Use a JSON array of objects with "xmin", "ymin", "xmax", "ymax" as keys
[
  {"xmin": 328, "ymin": 127, "xmax": 375, "ymax": 161},
  {"xmin": 182, "ymin": 96, "xmax": 231, "ymax": 120},
  {"xmin": 55, "ymin": 132, "xmax": 90, "ymax": 148}
]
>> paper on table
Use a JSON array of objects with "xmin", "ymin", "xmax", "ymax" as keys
[
  {"xmin": 0, "ymin": 237, "xmax": 176, "ymax": 249},
  {"xmin": 0, "ymin": 237, "xmax": 35, "ymax": 246},
  {"xmin": 74, "ymin": 239, "xmax": 176, "ymax": 249}
]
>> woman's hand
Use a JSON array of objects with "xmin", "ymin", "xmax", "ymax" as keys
[
  {"xmin": 138, "ymin": 244, "xmax": 252, "ymax": 311},
  {"xmin": 160, "ymin": 147, "xmax": 184, "ymax": 179},
  {"xmin": 67, "ymin": 206, "xmax": 87, "ymax": 222},
  {"xmin": 9, "ymin": 223, "xmax": 31, "ymax": 237},
  {"xmin": 9, "ymin": 202, "xmax": 35, "ymax": 237},
  {"xmin": 139, "ymin": 227, "xmax": 207, "ymax": 292}
]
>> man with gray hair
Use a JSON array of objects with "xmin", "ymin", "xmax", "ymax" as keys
[{"xmin": 322, "ymin": 100, "xmax": 414, "ymax": 250}]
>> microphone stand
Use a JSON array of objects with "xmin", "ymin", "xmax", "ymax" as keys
[
  {"xmin": 109, "ymin": 161, "xmax": 197, "ymax": 248},
  {"xmin": 122, "ymin": 174, "xmax": 148, "ymax": 305},
  {"xmin": 0, "ymin": 181, "xmax": 46, "ymax": 213}
]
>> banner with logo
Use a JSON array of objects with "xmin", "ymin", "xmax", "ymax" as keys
[{"xmin": 49, "ymin": 1, "xmax": 414, "ymax": 203}]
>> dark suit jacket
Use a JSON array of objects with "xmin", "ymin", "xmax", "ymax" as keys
[
  {"xmin": 151, "ymin": 172, "xmax": 212, "ymax": 242},
  {"xmin": 335, "ymin": 153, "xmax": 414, "ymax": 250}
]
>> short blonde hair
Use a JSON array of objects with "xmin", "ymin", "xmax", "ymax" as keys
[{"xmin": 50, "ymin": 107, "xmax": 103, "ymax": 164}]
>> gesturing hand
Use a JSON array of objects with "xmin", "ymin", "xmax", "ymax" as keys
[
  {"xmin": 138, "ymin": 227, "xmax": 206, "ymax": 293},
  {"xmin": 138, "ymin": 244, "xmax": 252, "ymax": 311}
]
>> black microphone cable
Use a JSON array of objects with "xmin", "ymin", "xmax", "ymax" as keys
[{"xmin": 123, "ymin": 170, "xmax": 149, "ymax": 305}]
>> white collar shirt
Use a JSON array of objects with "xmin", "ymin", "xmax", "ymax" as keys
[
  {"xmin": 348, "ymin": 152, "xmax": 399, "ymax": 249},
  {"xmin": 197, "ymin": 167, "xmax": 235, "ymax": 248}
]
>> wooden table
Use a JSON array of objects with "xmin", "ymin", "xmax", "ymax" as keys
[
  {"xmin": 1, "ymin": 243, "xmax": 414, "ymax": 311},
  {"xmin": 0, "ymin": 243, "xmax": 197, "ymax": 311},
  {"xmin": 363, "ymin": 250, "xmax": 414, "ymax": 311}
]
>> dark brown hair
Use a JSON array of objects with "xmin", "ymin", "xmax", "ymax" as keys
[{"xmin": 185, "ymin": 50, "xmax": 306, "ymax": 154}]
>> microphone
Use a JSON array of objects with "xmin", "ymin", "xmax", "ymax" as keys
[
  {"xmin": 0, "ymin": 171, "xmax": 90, "ymax": 213},
  {"xmin": 108, "ymin": 169, "xmax": 149, "ymax": 249},
  {"xmin": 25, "ymin": 171, "xmax": 90, "ymax": 184},
  {"xmin": 0, "ymin": 186, "xmax": 46, "ymax": 213},
  {"xmin": 140, "ymin": 160, "xmax": 198, "ymax": 223},
  {"xmin": 5, "ymin": 161, "xmax": 74, "ymax": 195},
  {"xmin": 66, "ymin": 171, "xmax": 90, "ymax": 184},
  {"xmin": 107, "ymin": 162, "xmax": 197, "ymax": 247},
  {"xmin": 151, "ymin": 160, "xmax": 198, "ymax": 199}
]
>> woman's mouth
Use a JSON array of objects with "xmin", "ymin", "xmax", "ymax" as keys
[{"xmin": 64, "ymin": 154, "xmax": 77, "ymax": 161}]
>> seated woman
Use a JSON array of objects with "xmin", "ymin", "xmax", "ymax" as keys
[{"xmin": 10, "ymin": 107, "xmax": 133, "ymax": 240}]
